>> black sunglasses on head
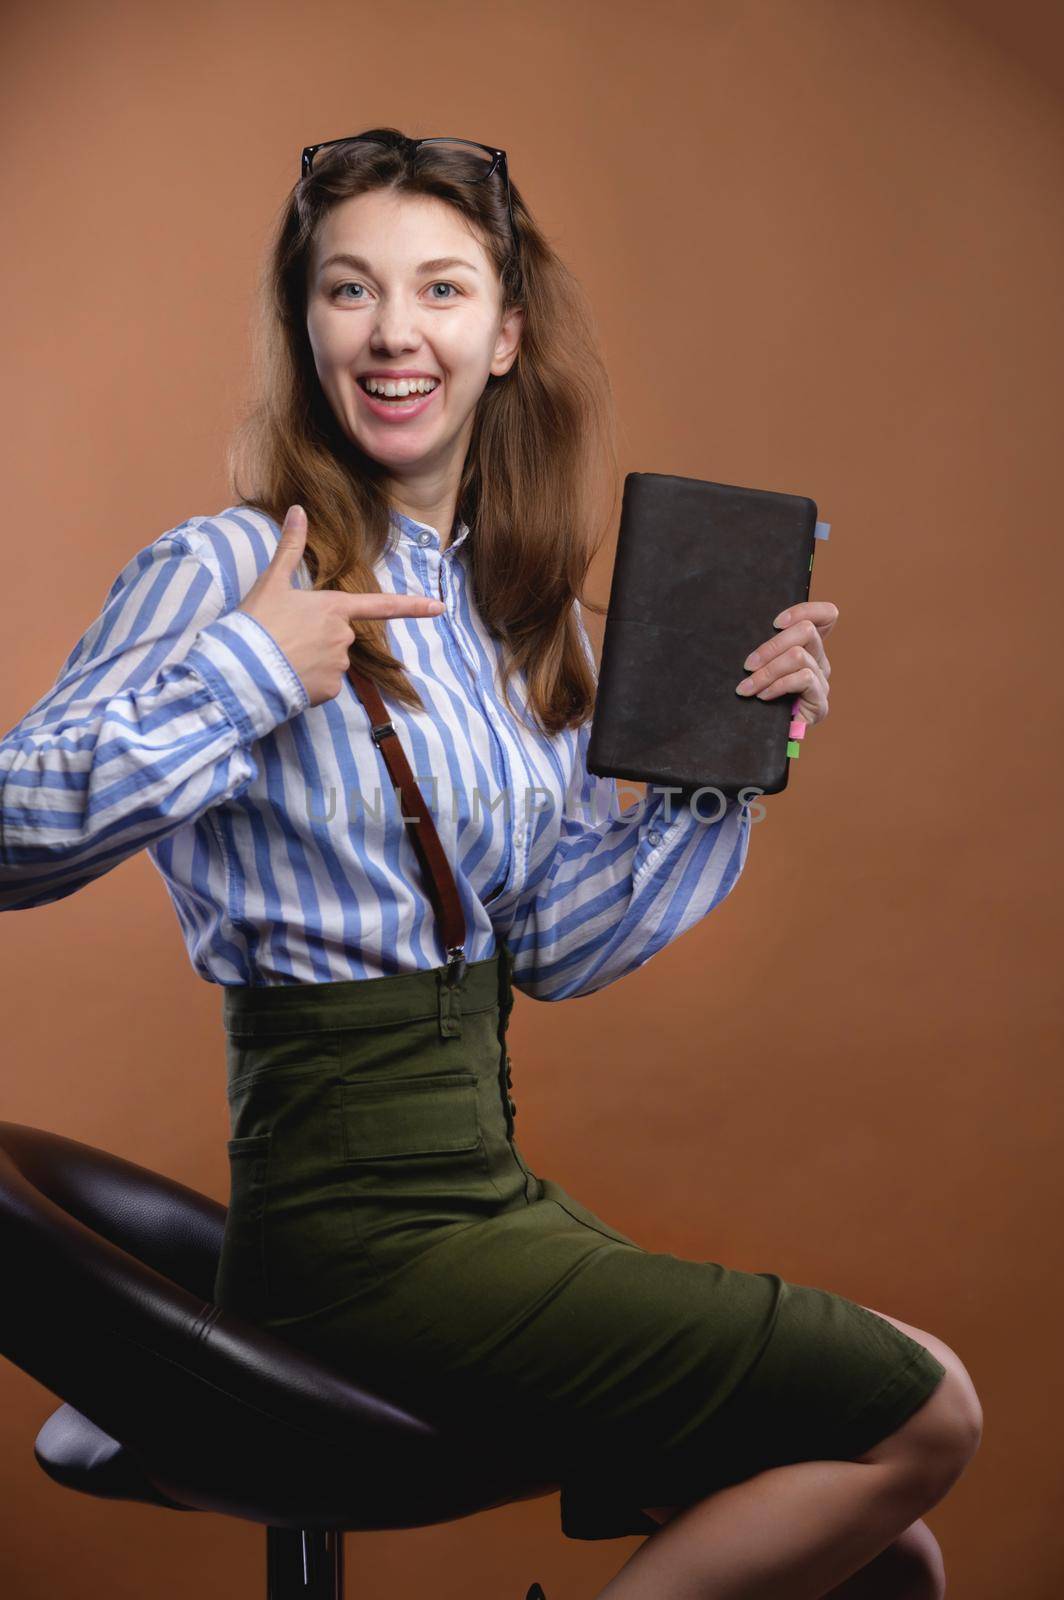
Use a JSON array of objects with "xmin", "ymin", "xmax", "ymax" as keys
[{"xmin": 300, "ymin": 133, "xmax": 516, "ymax": 256}]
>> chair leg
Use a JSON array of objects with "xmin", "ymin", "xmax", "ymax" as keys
[{"xmin": 265, "ymin": 1526, "xmax": 344, "ymax": 1598}]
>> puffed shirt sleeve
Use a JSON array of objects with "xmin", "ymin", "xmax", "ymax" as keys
[
  {"xmin": 503, "ymin": 601, "xmax": 754, "ymax": 1001},
  {"xmin": 0, "ymin": 526, "xmax": 309, "ymax": 911}
]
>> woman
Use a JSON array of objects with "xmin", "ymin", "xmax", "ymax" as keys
[{"xmin": 0, "ymin": 130, "xmax": 980, "ymax": 1598}]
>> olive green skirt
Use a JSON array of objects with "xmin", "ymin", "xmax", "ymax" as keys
[{"xmin": 214, "ymin": 941, "xmax": 946, "ymax": 1542}]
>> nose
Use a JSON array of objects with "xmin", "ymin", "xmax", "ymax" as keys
[{"xmin": 368, "ymin": 299, "xmax": 424, "ymax": 357}]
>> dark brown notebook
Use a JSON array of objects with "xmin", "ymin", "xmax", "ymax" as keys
[{"xmin": 586, "ymin": 472, "xmax": 823, "ymax": 799}]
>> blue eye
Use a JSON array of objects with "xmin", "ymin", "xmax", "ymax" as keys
[{"xmin": 328, "ymin": 281, "xmax": 461, "ymax": 301}]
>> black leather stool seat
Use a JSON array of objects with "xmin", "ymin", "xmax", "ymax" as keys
[{"xmin": 0, "ymin": 1121, "xmax": 557, "ymax": 1596}]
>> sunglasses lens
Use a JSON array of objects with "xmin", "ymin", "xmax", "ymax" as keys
[
  {"xmin": 305, "ymin": 135, "xmax": 393, "ymax": 175},
  {"xmin": 413, "ymin": 139, "xmax": 496, "ymax": 181}
]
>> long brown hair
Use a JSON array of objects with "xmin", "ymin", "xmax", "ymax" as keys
[{"xmin": 226, "ymin": 128, "xmax": 619, "ymax": 736}]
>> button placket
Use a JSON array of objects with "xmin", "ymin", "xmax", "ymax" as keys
[
  {"xmin": 394, "ymin": 513, "xmax": 538, "ymax": 909},
  {"xmin": 444, "ymin": 634, "xmax": 520, "ymax": 893},
  {"xmin": 409, "ymin": 534, "xmax": 441, "ymax": 613}
]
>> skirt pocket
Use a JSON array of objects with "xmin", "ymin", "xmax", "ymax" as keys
[
  {"xmin": 214, "ymin": 1132, "xmax": 271, "ymax": 1321},
  {"xmin": 339, "ymin": 1070, "xmax": 505, "ymax": 1273}
]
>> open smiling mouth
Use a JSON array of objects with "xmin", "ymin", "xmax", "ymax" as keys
[{"xmin": 355, "ymin": 378, "xmax": 441, "ymax": 419}]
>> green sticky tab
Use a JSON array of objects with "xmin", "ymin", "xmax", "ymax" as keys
[
  {"xmin": 809, "ymin": 551, "xmax": 814, "ymax": 570},
  {"xmin": 787, "ymin": 739, "xmax": 801, "ymax": 758}
]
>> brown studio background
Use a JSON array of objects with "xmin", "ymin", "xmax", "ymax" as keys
[{"xmin": 2, "ymin": 1, "xmax": 1062, "ymax": 1596}]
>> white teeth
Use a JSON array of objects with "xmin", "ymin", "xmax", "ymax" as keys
[{"xmin": 363, "ymin": 376, "xmax": 439, "ymax": 397}]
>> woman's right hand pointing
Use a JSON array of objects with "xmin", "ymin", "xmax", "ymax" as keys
[{"xmin": 238, "ymin": 504, "xmax": 445, "ymax": 708}]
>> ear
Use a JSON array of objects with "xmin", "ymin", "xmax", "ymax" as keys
[{"xmin": 492, "ymin": 305, "xmax": 524, "ymax": 377}]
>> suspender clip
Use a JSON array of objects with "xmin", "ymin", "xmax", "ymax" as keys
[
  {"xmin": 370, "ymin": 720, "xmax": 396, "ymax": 745},
  {"xmin": 445, "ymin": 945, "xmax": 467, "ymax": 988}
]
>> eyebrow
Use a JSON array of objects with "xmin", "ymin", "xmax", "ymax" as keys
[{"xmin": 317, "ymin": 252, "xmax": 481, "ymax": 278}]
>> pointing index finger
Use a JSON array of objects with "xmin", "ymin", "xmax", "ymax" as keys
[{"xmin": 339, "ymin": 592, "xmax": 445, "ymax": 616}]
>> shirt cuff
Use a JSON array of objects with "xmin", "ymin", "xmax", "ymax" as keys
[
  {"xmin": 631, "ymin": 785, "xmax": 752, "ymax": 886},
  {"xmin": 184, "ymin": 609, "xmax": 309, "ymax": 744}
]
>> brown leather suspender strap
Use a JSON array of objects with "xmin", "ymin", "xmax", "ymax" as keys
[{"xmin": 345, "ymin": 662, "xmax": 467, "ymax": 988}]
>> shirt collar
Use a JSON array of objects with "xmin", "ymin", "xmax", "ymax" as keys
[{"xmin": 388, "ymin": 507, "xmax": 470, "ymax": 554}]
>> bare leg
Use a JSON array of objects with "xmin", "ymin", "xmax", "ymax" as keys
[
  {"xmin": 637, "ymin": 1512, "xmax": 944, "ymax": 1600},
  {"xmin": 591, "ymin": 1310, "xmax": 979, "ymax": 1599},
  {"xmin": 814, "ymin": 1307, "xmax": 970, "ymax": 1600},
  {"xmin": 818, "ymin": 1520, "xmax": 946, "ymax": 1599}
]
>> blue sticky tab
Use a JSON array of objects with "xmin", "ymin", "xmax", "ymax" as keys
[{"xmin": 814, "ymin": 521, "xmax": 831, "ymax": 541}]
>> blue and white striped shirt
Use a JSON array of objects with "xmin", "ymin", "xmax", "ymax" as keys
[{"xmin": 0, "ymin": 505, "xmax": 753, "ymax": 999}]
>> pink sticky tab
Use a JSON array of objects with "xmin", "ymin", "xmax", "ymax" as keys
[{"xmin": 789, "ymin": 718, "xmax": 806, "ymax": 740}]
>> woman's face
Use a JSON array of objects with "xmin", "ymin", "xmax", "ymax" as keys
[{"xmin": 306, "ymin": 189, "xmax": 523, "ymax": 484}]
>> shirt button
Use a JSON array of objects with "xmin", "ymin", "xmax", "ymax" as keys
[
  {"xmin": 647, "ymin": 829, "xmax": 663, "ymax": 847},
  {"xmin": 417, "ymin": 530, "xmax": 433, "ymax": 546}
]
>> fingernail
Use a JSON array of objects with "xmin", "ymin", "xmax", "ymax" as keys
[
  {"xmin": 743, "ymin": 651, "xmax": 760, "ymax": 670},
  {"xmin": 736, "ymin": 678, "xmax": 756, "ymax": 694},
  {"xmin": 773, "ymin": 610, "xmax": 790, "ymax": 627}
]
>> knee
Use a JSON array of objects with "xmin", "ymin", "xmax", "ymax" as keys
[
  {"xmin": 855, "ymin": 1315, "xmax": 982, "ymax": 1503},
  {"xmin": 876, "ymin": 1355, "xmax": 982, "ymax": 1504},
  {"xmin": 919, "ymin": 1344, "xmax": 983, "ymax": 1486},
  {"xmin": 881, "ymin": 1519, "xmax": 947, "ymax": 1600}
]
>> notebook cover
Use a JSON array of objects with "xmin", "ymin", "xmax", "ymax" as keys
[{"xmin": 586, "ymin": 472, "xmax": 818, "ymax": 798}]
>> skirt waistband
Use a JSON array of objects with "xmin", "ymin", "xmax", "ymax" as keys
[{"xmin": 222, "ymin": 941, "xmax": 514, "ymax": 1041}]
